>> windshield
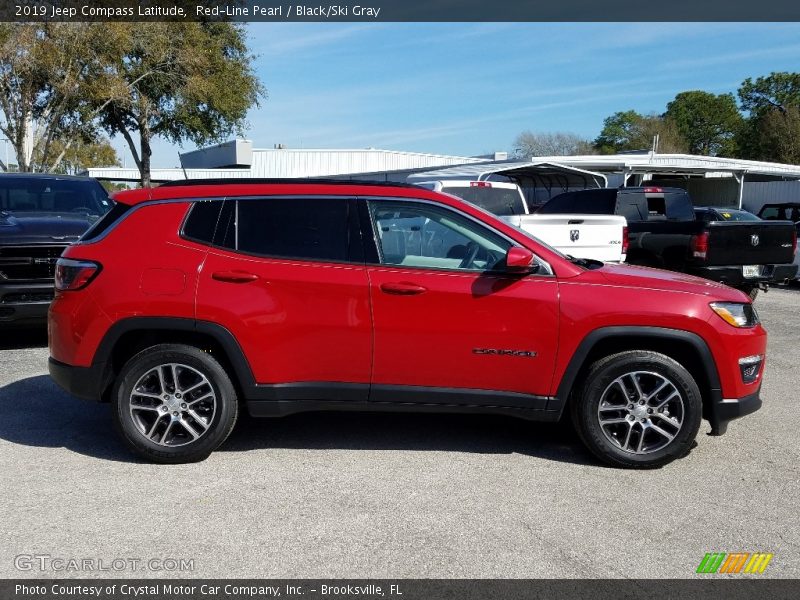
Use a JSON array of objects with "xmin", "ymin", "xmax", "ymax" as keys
[
  {"xmin": 442, "ymin": 185, "xmax": 526, "ymax": 217},
  {"xmin": 709, "ymin": 209, "xmax": 761, "ymax": 222},
  {"xmin": 0, "ymin": 176, "xmax": 111, "ymax": 216}
]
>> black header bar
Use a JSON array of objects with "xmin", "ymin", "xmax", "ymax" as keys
[
  {"xmin": 3, "ymin": 579, "xmax": 800, "ymax": 600},
  {"xmin": 2, "ymin": 0, "xmax": 800, "ymax": 22}
]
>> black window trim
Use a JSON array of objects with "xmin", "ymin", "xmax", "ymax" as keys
[
  {"xmin": 179, "ymin": 194, "xmax": 365, "ymax": 266},
  {"xmin": 359, "ymin": 196, "xmax": 554, "ymax": 277}
]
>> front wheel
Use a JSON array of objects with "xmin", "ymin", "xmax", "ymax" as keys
[
  {"xmin": 112, "ymin": 344, "xmax": 238, "ymax": 463},
  {"xmin": 571, "ymin": 351, "xmax": 702, "ymax": 468}
]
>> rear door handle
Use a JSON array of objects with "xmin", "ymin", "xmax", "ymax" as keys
[
  {"xmin": 380, "ymin": 282, "xmax": 427, "ymax": 295},
  {"xmin": 212, "ymin": 270, "xmax": 259, "ymax": 284}
]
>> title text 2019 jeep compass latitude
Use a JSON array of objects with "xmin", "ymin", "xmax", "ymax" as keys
[{"xmin": 48, "ymin": 180, "xmax": 767, "ymax": 467}]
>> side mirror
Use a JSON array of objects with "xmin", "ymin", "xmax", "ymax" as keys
[{"xmin": 505, "ymin": 247, "xmax": 539, "ymax": 274}]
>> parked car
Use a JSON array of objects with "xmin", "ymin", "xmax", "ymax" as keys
[
  {"xmin": 0, "ymin": 174, "xmax": 112, "ymax": 326},
  {"xmin": 415, "ymin": 180, "xmax": 627, "ymax": 263},
  {"xmin": 537, "ymin": 187, "xmax": 798, "ymax": 298},
  {"xmin": 756, "ymin": 202, "xmax": 800, "ymax": 281},
  {"xmin": 49, "ymin": 180, "xmax": 766, "ymax": 468},
  {"xmin": 758, "ymin": 202, "xmax": 800, "ymax": 225}
]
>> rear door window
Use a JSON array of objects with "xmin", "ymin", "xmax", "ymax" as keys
[{"xmin": 219, "ymin": 197, "xmax": 353, "ymax": 263}]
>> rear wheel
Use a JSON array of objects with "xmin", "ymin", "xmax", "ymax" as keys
[
  {"xmin": 112, "ymin": 344, "xmax": 238, "ymax": 463},
  {"xmin": 571, "ymin": 350, "xmax": 702, "ymax": 468}
]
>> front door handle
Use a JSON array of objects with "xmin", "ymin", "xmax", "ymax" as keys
[
  {"xmin": 380, "ymin": 282, "xmax": 427, "ymax": 296},
  {"xmin": 212, "ymin": 270, "xmax": 259, "ymax": 284}
]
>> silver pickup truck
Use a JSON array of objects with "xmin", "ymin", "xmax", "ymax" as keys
[{"xmin": 414, "ymin": 180, "xmax": 627, "ymax": 263}]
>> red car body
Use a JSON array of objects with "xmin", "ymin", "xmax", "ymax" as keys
[{"xmin": 48, "ymin": 181, "xmax": 766, "ymax": 452}]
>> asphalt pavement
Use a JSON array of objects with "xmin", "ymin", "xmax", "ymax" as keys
[{"xmin": 1, "ymin": 288, "xmax": 798, "ymax": 579}]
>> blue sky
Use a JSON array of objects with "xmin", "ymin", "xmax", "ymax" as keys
[{"xmin": 141, "ymin": 22, "xmax": 800, "ymax": 168}]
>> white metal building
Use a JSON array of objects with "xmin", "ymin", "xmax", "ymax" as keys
[{"xmin": 85, "ymin": 139, "xmax": 493, "ymax": 182}]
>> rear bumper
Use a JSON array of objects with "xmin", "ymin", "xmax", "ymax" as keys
[
  {"xmin": 707, "ymin": 388, "xmax": 762, "ymax": 436},
  {"xmin": 48, "ymin": 357, "xmax": 109, "ymax": 402},
  {"xmin": 689, "ymin": 264, "xmax": 798, "ymax": 286},
  {"xmin": 0, "ymin": 282, "xmax": 54, "ymax": 325}
]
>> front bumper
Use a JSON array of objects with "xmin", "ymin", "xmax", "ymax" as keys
[
  {"xmin": 48, "ymin": 357, "xmax": 109, "ymax": 402},
  {"xmin": 0, "ymin": 282, "xmax": 54, "ymax": 325},
  {"xmin": 689, "ymin": 264, "xmax": 799, "ymax": 287},
  {"xmin": 707, "ymin": 387, "xmax": 762, "ymax": 436}
]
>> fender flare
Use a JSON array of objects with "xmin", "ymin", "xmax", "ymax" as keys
[
  {"xmin": 93, "ymin": 316, "xmax": 257, "ymax": 396},
  {"xmin": 552, "ymin": 326, "xmax": 722, "ymax": 418}
]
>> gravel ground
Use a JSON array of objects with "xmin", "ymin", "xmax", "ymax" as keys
[{"xmin": 1, "ymin": 287, "xmax": 798, "ymax": 579}]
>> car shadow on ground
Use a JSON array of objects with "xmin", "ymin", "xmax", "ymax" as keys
[
  {"xmin": 0, "ymin": 326, "xmax": 48, "ymax": 350},
  {"xmin": 0, "ymin": 375, "xmax": 600, "ymax": 467}
]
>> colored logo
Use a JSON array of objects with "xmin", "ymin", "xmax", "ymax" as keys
[{"xmin": 696, "ymin": 552, "xmax": 773, "ymax": 574}]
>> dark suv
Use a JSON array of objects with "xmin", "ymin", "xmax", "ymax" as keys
[
  {"xmin": 49, "ymin": 180, "xmax": 767, "ymax": 468},
  {"xmin": 0, "ymin": 174, "xmax": 111, "ymax": 326}
]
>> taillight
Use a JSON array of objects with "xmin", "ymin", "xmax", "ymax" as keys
[
  {"xmin": 691, "ymin": 232, "xmax": 709, "ymax": 260},
  {"xmin": 470, "ymin": 181, "xmax": 491, "ymax": 187},
  {"xmin": 55, "ymin": 258, "xmax": 101, "ymax": 291},
  {"xmin": 621, "ymin": 226, "xmax": 629, "ymax": 255},
  {"xmin": 792, "ymin": 229, "xmax": 797, "ymax": 256},
  {"xmin": 644, "ymin": 187, "xmax": 663, "ymax": 193}
]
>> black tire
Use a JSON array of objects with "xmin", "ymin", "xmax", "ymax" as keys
[
  {"xmin": 112, "ymin": 344, "xmax": 238, "ymax": 464},
  {"xmin": 570, "ymin": 350, "xmax": 702, "ymax": 469}
]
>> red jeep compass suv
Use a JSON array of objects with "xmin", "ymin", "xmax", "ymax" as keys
[{"xmin": 48, "ymin": 180, "xmax": 767, "ymax": 467}]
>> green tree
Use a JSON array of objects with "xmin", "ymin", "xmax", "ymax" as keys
[
  {"xmin": 738, "ymin": 72, "xmax": 800, "ymax": 116},
  {"xmin": 594, "ymin": 110, "xmax": 687, "ymax": 154},
  {"xmin": 93, "ymin": 23, "xmax": 264, "ymax": 187},
  {"xmin": 748, "ymin": 105, "xmax": 800, "ymax": 164},
  {"xmin": 513, "ymin": 131, "xmax": 595, "ymax": 158},
  {"xmin": 45, "ymin": 137, "xmax": 120, "ymax": 175},
  {"xmin": 665, "ymin": 91, "xmax": 743, "ymax": 156},
  {"xmin": 0, "ymin": 23, "xmax": 100, "ymax": 172},
  {"xmin": 737, "ymin": 72, "xmax": 800, "ymax": 161}
]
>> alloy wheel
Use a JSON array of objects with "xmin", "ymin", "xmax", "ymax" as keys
[
  {"xmin": 128, "ymin": 363, "xmax": 217, "ymax": 447},
  {"xmin": 596, "ymin": 370, "xmax": 685, "ymax": 455}
]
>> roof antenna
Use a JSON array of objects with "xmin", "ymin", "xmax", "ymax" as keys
[{"xmin": 179, "ymin": 152, "xmax": 189, "ymax": 180}]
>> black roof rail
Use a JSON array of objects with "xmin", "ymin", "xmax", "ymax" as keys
[{"xmin": 159, "ymin": 177, "xmax": 420, "ymax": 189}]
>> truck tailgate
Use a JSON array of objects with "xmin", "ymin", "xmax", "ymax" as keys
[
  {"xmin": 705, "ymin": 221, "xmax": 796, "ymax": 266},
  {"xmin": 505, "ymin": 214, "xmax": 627, "ymax": 263}
]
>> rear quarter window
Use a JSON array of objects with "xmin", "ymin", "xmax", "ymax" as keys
[
  {"xmin": 182, "ymin": 200, "xmax": 223, "ymax": 243},
  {"xmin": 80, "ymin": 202, "xmax": 131, "ymax": 241}
]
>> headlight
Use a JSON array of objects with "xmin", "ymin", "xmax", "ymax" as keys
[{"xmin": 709, "ymin": 302, "xmax": 760, "ymax": 328}]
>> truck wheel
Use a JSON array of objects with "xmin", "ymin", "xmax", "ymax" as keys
[
  {"xmin": 112, "ymin": 344, "xmax": 238, "ymax": 464},
  {"xmin": 571, "ymin": 350, "xmax": 702, "ymax": 468}
]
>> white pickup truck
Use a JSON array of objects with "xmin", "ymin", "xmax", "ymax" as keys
[{"xmin": 414, "ymin": 180, "xmax": 628, "ymax": 263}]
